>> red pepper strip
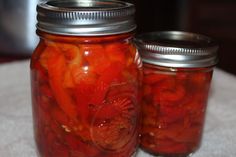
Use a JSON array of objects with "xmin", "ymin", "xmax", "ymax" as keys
[
  {"xmin": 64, "ymin": 134, "xmax": 100, "ymax": 157},
  {"xmin": 63, "ymin": 69, "xmax": 75, "ymax": 88},
  {"xmin": 154, "ymin": 140, "xmax": 188, "ymax": 154},
  {"xmin": 40, "ymin": 85, "xmax": 53, "ymax": 98},
  {"xmin": 189, "ymin": 72, "xmax": 212, "ymax": 92},
  {"xmin": 36, "ymin": 97, "xmax": 52, "ymax": 126},
  {"xmin": 62, "ymin": 44, "xmax": 82, "ymax": 88},
  {"xmin": 51, "ymin": 107, "xmax": 70, "ymax": 127},
  {"xmin": 70, "ymin": 65, "xmax": 97, "ymax": 123},
  {"xmin": 38, "ymin": 95, "xmax": 52, "ymax": 115},
  {"xmin": 160, "ymin": 106, "xmax": 186, "ymax": 123},
  {"xmin": 127, "ymin": 44, "xmax": 138, "ymax": 67},
  {"xmin": 89, "ymin": 62, "xmax": 125, "ymax": 105},
  {"xmin": 93, "ymin": 98, "xmax": 134, "ymax": 121},
  {"xmin": 105, "ymin": 83, "xmax": 137, "ymax": 101},
  {"xmin": 191, "ymin": 72, "xmax": 208, "ymax": 85},
  {"xmin": 142, "ymin": 103, "xmax": 158, "ymax": 118},
  {"xmin": 74, "ymin": 82, "xmax": 94, "ymax": 124},
  {"xmin": 176, "ymin": 126, "xmax": 202, "ymax": 143},
  {"xmin": 32, "ymin": 60, "xmax": 48, "ymax": 84},
  {"xmin": 91, "ymin": 97, "xmax": 137, "ymax": 151},
  {"xmin": 47, "ymin": 49, "xmax": 78, "ymax": 119},
  {"xmin": 176, "ymin": 72, "xmax": 188, "ymax": 81},
  {"xmin": 161, "ymin": 85, "xmax": 186, "ymax": 102},
  {"xmin": 105, "ymin": 43, "xmax": 126, "ymax": 63},
  {"xmin": 82, "ymin": 44, "xmax": 111, "ymax": 75},
  {"xmin": 108, "ymin": 132, "xmax": 138, "ymax": 157},
  {"xmin": 143, "ymin": 84, "xmax": 152, "ymax": 96},
  {"xmin": 36, "ymin": 138, "xmax": 48, "ymax": 157},
  {"xmin": 92, "ymin": 116, "xmax": 134, "ymax": 151},
  {"xmin": 57, "ymin": 43, "xmax": 81, "ymax": 60},
  {"xmin": 93, "ymin": 102, "xmax": 121, "ymax": 121},
  {"xmin": 122, "ymin": 132, "xmax": 139, "ymax": 157},
  {"xmin": 51, "ymin": 142, "xmax": 70, "ymax": 157},
  {"xmin": 153, "ymin": 78, "xmax": 175, "ymax": 104},
  {"xmin": 71, "ymin": 65, "xmax": 97, "ymax": 85},
  {"xmin": 39, "ymin": 47, "xmax": 51, "ymax": 70},
  {"xmin": 144, "ymin": 73, "xmax": 169, "ymax": 84},
  {"xmin": 73, "ymin": 123, "xmax": 92, "ymax": 142}
]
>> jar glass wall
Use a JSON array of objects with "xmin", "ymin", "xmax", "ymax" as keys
[
  {"xmin": 135, "ymin": 31, "xmax": 218, "ymax": 157},
  {"xmin": 141, "ymin": 64, "xmax": 213, "ymax": 156},
  {"xmin": 31, "ymin": 1, "xmax": 142, "ymax": 156},
  {"xmin": 31, "ymin": 31, "xmax": 142, "ymax": 157}
]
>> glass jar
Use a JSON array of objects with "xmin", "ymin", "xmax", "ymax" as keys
[
  {"xmin": 30, "ymin": 1, "xmax": 142, "ymax": 157},
  {"xmin": 135, "ymin": 31, "xmax": 218, "ymax": 157}
]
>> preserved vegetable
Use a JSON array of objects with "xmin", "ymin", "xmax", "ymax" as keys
[
  {"xmin": 135, "ymin": 31, "xmax": 218, "ymax": 157},
  {"xmin": 31, "ymin": 32, "xmax": 142, "ymax": 157},
  {"xmin": 141, "ymin": 65, "xmax": 213, "ymax": 156}
]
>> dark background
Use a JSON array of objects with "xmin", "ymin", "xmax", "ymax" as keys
[
  {"xmin": 124, "ymin": 0, "xmax": 236, "ymax": 75},
  {"xmin": 1, "ymin": 0, "xmax": 236, "ymax": 75}
]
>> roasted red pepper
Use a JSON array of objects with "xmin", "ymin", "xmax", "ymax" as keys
[
  {"xmin": 31, "ymin": 32, "xmax": 142, "ymax": 157},
  {"xmin": 140, "ymin": 65, "xmax": 213, "ymax": 156}
]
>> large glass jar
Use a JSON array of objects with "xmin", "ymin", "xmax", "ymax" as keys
[
  {"xmin": 30, "ymin": 1, "xmax": 142, "ymax": 157},
  {"xmin": 135, "ymin": 31, "xmax": 218, "ymax": 157}
]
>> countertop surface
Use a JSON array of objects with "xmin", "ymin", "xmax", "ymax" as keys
[{"xmin": 0, "ymin": 60, "xmax": 236, "ymax": 157}]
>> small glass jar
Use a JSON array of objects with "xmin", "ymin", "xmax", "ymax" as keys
[
  {"xmin": 30, "ymin": 1, "xmax": 142, "ymax": 157},
  {"xmin": 135, "ymin": 31, "xmax": 218, "ymax": 157}
]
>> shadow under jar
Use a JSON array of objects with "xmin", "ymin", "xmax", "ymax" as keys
[
  {"xmin": 30, "ymin": 1, "xmax": 142, "ymax": 157},
  {"xmin": 135, "ymin": 31, "xmax": 218, "ymax": 157}
]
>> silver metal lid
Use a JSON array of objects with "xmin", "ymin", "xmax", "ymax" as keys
[
  {"xmin": 36, "ymin": 0, "xmax": 136, "ymax": 36},
  {"xmin": 135, "ymin": 31, "xmax": 219, "ymax": 68}
]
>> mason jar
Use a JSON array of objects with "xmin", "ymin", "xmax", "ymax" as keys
[
  {"xmin": 30, "ymin": 1, "xmax": 142, "ymax": 157},
  {"xmin": 135, "ymin": 31, "xmax": 218, "ymax": 157}
]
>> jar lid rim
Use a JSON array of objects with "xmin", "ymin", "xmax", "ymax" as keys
[
  {"xmin": 37, "ymin": 0, "xmax": 136, "ymax": 36},
  {"xmin": 135, "ymin": 31, "xmax": 219, "ymax": 68}
]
